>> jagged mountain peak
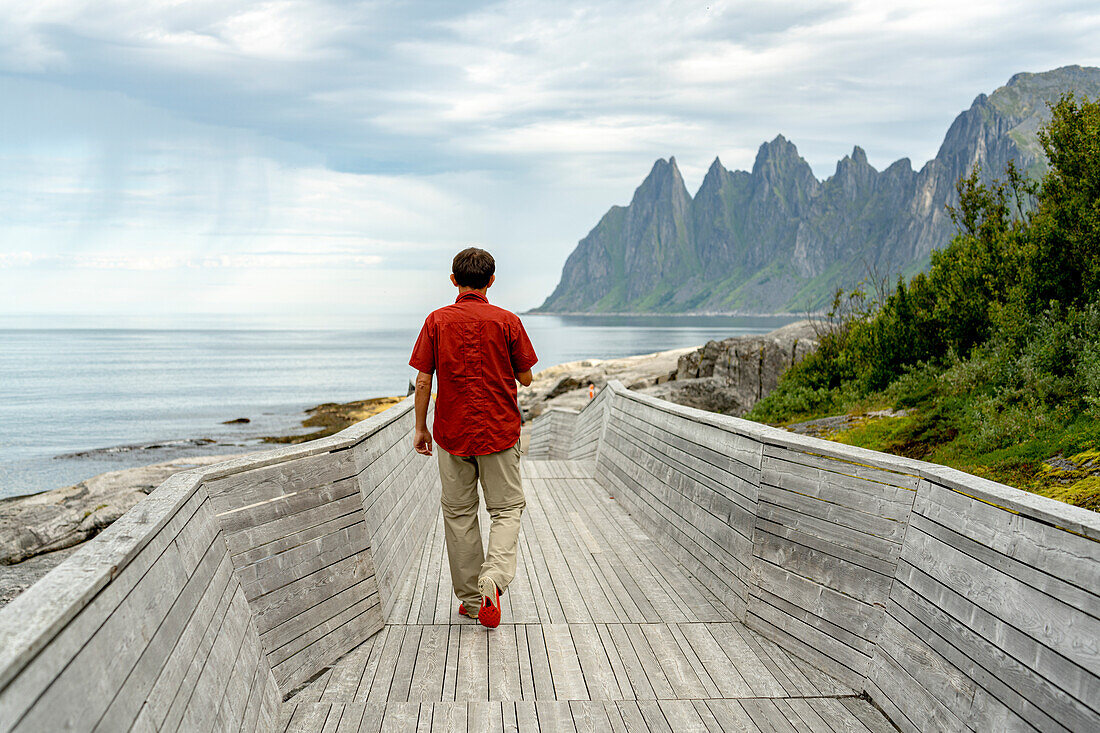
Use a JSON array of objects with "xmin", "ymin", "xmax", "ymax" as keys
[
  {"xmin": 535, "ymin": 66, "xmax": 1099, "ymax": 315},
  {"xmin": 632, "ymin": 156, "xmax": 690, "ymax": 207}
]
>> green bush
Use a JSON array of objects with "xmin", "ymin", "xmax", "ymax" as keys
[{"xmin": 747, "ymin": 95, "xmax": 1100, "ymax": 508}]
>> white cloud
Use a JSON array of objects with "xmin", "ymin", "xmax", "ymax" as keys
[
  {"xmin": 1, "ymin": 0, "xmax": 1099, "ymax": 316},
  {"xmin": 0, "ymin": 251, "xmax": 384, "ymax": 270}
]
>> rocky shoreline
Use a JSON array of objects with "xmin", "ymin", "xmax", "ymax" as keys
[
  {"xmin": 0, "ymin": 395, "xmax": 404, "ymax": 608},
  {"xmin": 518, "ymin": 319, "xmax": 819, "ymax": 419}
]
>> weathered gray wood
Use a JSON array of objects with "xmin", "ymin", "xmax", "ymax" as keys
[
  {"xmin": 569, "ymin": 700, "xmax": 614, "ymax": 733},
  {"xmin": 703, "ymin": 700, "xmax": 758, "ymax": 732},
  {"xmin": 6, "ymin": 377, "xmax": 1096, "ymax": 733},
  {"xmin": 409, "ymin": 626, "xmax": 449, "ymax": 702},
  {"xmin": 525, "ymin": 625, "xmax": 556, "ymax": 700},
  {"xmin": 455, "ymin": 624, "xmax": 489, "ymax": 701},
  {"xmin": 543, "ymin": 624, "xmax": 588, "ymax": 700},
  {"xmin": 535, "ymin": 701, "xmax": 577, "ymax": 731},
  {"xmin": 673, "ymin": 623, "xmax": 752, "ymax": 698},
  {"xmin": 639, "ymin": 624, "xmax": 709, "ymax": 700},
  {"xmin": 887, "ymin": 569, "xmax": 1091, "ymax": 731},
  {"xmin": 570, "ymin": 624, "xmax": 622, "ymax": 700},
  {"xmin": 0, "ymin": 471, "xmax": 205, "ymax": 699},
  {"xmin": 379, "ymin": 701, "xmax": 421, "ymax": 732},
  {"xmin": 619, "ymin": 623, "xmax": 675, "ymax": 700},
  {"xmin": 488, "ymin": 625, "xmax": 522, "ymax": 701}
]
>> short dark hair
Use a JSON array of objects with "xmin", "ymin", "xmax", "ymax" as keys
[{"xmin": 452, "ymin": 247, "xmax": 495, "ymax": 288}]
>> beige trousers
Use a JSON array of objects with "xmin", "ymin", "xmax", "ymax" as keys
[{"xmin": 437, "ymin": 442, "xmax": 526, "ymax": 611}]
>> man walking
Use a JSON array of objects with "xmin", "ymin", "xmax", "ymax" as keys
[{"xmin": 409, "ymin": 248, "xmax": 538, "ymax": 628}]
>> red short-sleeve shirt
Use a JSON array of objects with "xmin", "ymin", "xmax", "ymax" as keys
[{"xmin": 409, "ymin": 291, "xmax": 538, "ymax": 456}]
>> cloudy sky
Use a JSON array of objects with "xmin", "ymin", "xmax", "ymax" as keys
[{"xmin": 2, "ymin": 0, "xmax": 1098, "ymax": 321}]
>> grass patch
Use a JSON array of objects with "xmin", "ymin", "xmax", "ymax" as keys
[{"xmin": 263, "ymin": 396, "xmax": 404, "ymax": 444}]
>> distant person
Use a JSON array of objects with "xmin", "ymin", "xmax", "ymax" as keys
[
  {"xmin": 409, "ymin": 248, "xmax": 538, "ymax": 628},
  {"xmin": 588, "ymin": 382, "xmax": 595, "ymax": 400}
]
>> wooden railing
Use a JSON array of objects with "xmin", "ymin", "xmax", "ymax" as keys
[
  {"xmin": 0, "ymin": 395, "xmax": 439, "ymax": 732},
  {"xmin": 531, "ymin": 381, "xmax": 1100, "ymax": 733}
]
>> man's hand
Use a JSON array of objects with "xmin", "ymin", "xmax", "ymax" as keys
[
  {"xmin": 413, "ymin": 370, "xmax": 434, "ymax": 456},
  {"xmin": 414, "ymin": 427, "xmax": 433, "ymax": 456}
]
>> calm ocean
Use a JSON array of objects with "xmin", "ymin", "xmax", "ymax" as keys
[{"xmin": 0, "ymin": 313, "xmax": 800, "ymax": 498}]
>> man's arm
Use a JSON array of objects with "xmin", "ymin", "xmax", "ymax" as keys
[
  {"xmin": 515, "ymin": 369, "xmax": 533, "ymax": 387},
  {"xmin": 413, "ymin": 370, "xmax": 433, "ymax": 455}
]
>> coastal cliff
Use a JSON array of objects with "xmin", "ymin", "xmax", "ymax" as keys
[{"xmin": 535, "ymin": 66, "xmax": 1100, "ymax": 314}]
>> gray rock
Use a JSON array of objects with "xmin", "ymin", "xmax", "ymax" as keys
[
  {"xmin": 642, "ymin": 320, "xmax": 818, "ymax": 416},
  {"xmin": 0, "ymin": 453, "xmax": 253, "ymax": 567}
]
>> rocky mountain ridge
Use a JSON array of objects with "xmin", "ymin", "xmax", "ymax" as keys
[{"xmin": 535, "ymin": 66, "xmax": 1100, "ymax": 314}]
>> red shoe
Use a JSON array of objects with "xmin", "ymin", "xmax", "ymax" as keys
[
  {"xmin": 457, "ymin": 603, "xmax": 478, "ymax": 619},
  {"xmin": 477, "ymin": 577, "xmax": 501, "ymax": 628}
]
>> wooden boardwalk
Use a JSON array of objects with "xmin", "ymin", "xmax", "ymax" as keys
[{"xmin": 277, "ymin": 460, "xmax": 894, "ymax": 732}]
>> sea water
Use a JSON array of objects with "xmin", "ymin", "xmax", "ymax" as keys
[{"xmin": 0, "ymin": 312, "xmax": 801, "ymax": 498}]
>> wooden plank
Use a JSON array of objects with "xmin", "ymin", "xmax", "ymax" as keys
[
  {"xmin": 380, "ymin": 701, "xmax": 421, "ymax": 732},
  {"xmin": 740, "ymin": 699, "xmax": 798, "ymax": 733},
  {"xmin": 784, "ymin": 698, "xmax": 835, "ymax": 731},
  {"xmin": 0, "ymin": 480, "xmax": 208, "ymax": 720},
  {"xmin": 515, "ymin": 702, "xmax": 539, "ymax": 733},
  {"xmin": 365, "ymin": 626, "xmax": 406, "ymax": 701},
  {"xmin": 611, "ymin": 701, "xmax": 650, "ymax": 733},
  {"xmin": 225, "ymin": 493, "xmax": 363, "ymax": 559},
  {"xmin": 241, "ymin": 523, "xmax": 371, "ymax": 602},
  {"xmin": 525, "ymin": 625, "xmax": 556, "ymax": 701},
  {"xmin": 811, "ymin": 698, "xmax": 875, "ymax": 733},
  {"xmin": 656, "ymin": 701, "xmax": 707, "ymax": 732},
  {"xmin": 389, "ymin": 626, "xmax": 424, "ymax": 702},
  {"xmin": 270, "ymin": 595, "xmax": 383, "ymax": 691},
  {"xmin": 488, "ymin": 624, "xmax": 523, "ymax": 701},
  {"xmin": 703, "ymin": 700, "xmax": 758, "ymax": 732},
  {"xmin": 356, "ymin": 701, "xmax": 386, "ymax": 733},
  {"xmin": 334, "ymin": 703, "xmax": 366, "ymax": 733},
  {"xmin": 535, "ymin": 701, "xmax": 577, "ymax": 732},
  {"xmin": 621, "ymin": 624, "xmax": 675, "ymax": 700},
  {"xmin": 704, "ymin": 623, "xmax": 785, "ymax": 697},
  {"xmin": 571, "ymin": 624, "xmax": 622, "ymax": 700},
  {"xmin": 543, "ymin": 624, "xmax": 589, "ymax": 700},
  {"xmin": 455, "ymin": 624, "xmax": 489, "ymax": 701},
  {"xmin": 752, "ymin": 530, "xmax": 894, "ymax": 604},
  {"xmin": 635, "ymin": 700, "xmax": 673, "ymax": 733},
  {"xmin": 253, "ymin": 551, "xmax": 373, "ymax": 638},
  {"xmin": 839, "ymin": 697, "xmax": 897, "ymax": 733},
  {"xmin": 12, "ymin": 540, "xmax": 197, "ymax": 731},
  {"xmin": 569, "ymin": 701, "xmax": 614, "ymax": 733},
  {"xmin": 673, "ymin": 623, "xmax": 752, "ymax": 698},
  {"xmin": 409, "ymin": 625, "xmax": 449, "ymax": 702},
  {"xmin": 756, "ymin": 493, "xmax": 904, "ymax": 562},
  {"xmin": 593, "ymin": 624, "xmax": 635, "ymax": 700},
  {"xmin": 899, "ymin": 528, "xmax": 1100, "ymax": 690},
  {"xmin": 322, "ymin": 637, "xmax": 378, "ymax": 702},
  {"xmin": 94, "ymin": 533, "xmax": 229, "ymax": 730},
  {"xmin": 428, "ymin": 702, "xmax": 463, "ymax": 733},
  {"xmin": 206, "ymin": 448, "xmax": 357, "ymax": 504},
  {"xmin": 286, "ymin": 703, "xmax": 334, "ymax": 732},
  {"xmin": 602, "ymin": 624, "xmax": 654, "ymax": 700},
  {"xmin": 885, "ymin": 583, "xmax": 1081, "ymax": 732},
  {"xmin": 217, "ymin": 475, "xmax": 360, "ymax": 535},
  {"xmin": 175, "ymin": 589, "xmax": 256, "ymax": 732},
  {"xmin": 749, "ymin": 564, "xmax": 879, "ymax": 653},
  {"xmin": 867, "ymin": 616, "xmax": 976, "ymax": 733},
  {"xmin": 502, "ymin": 701, "xmax": 519, "ymax": 733},
  {"xmin": 639, "ymin": 625, "xmax": 709, "ymax": 700}
]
